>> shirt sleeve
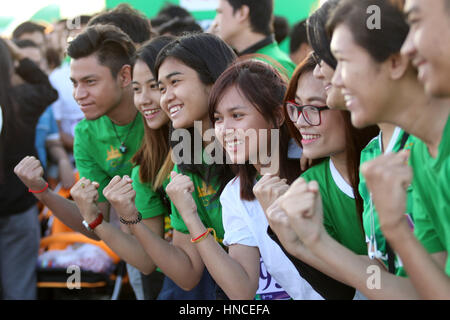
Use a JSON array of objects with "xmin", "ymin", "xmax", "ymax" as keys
[
  {"xmin": 220, "ymin": 182, "xmax": 257, "ymax": 247},
  {"xmin": 131, "ymin": 166, "xmax": 167, "ymax": 219}
]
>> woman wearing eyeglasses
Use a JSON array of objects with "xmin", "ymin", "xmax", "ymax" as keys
[{"xmin": 255, "ymin": 54, "xmax": 378, "ymax": 299}]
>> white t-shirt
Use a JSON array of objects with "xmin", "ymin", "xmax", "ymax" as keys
[
  {"xmin": 49, "ymin": 62, "xmax": 84, "ymax": 137},
  {"xmin": 221, "ymin": 177, "xmax": 323, "ymax": 300}
]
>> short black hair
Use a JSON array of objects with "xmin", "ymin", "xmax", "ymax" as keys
[
  {"xmin": 226, "ymin": 0, "xmax": 274, "ymax": 36},
  {"xmin": 88, "ymin": 4, "xmax": 151, "ymax": 44},
  {"xmin": 273, "ymin": 15, "xmax": 289, "ymax": 44},
  {"xmin": 157, "ymin": 17, "xmax": 203, "ymax": 36},
  {"xmin": 150, "ymin": 15, "xmax": 171, "ymax": 29},
  {"xmin": 157, "ymin": 3, "xmax": 193, "ymax": 19},
  {"xmin": 13, "ymin": 39, "xmax": 38, "ymax": 49},
  {"xmin": 289, "ymin": 19, "xmax": 308, "ymax": 54},
  {"xmin": 67, "ymin": 24, "xmax": 136, "ymax": 78},
  {"xmin": 12, "ymin": 21, "xmax": 46, "ymax": 39}
]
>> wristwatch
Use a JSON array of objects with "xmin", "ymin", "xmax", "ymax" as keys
[{"xmin": 82, "ymin": 212, "xmax": 104, "ymax": 232}]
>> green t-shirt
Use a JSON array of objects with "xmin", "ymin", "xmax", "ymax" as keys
[
  {"xmin": 301, "ymin": 158, "xmax": 366, "ymax": 255},
  {"xmin": 74, "ymin": 113, "xmax": 144, "ymax": 202},
  {"xmin": 169, "ymin": 163, "xmax": 224, "ymax": 242},
  {"xmin": 359, "ymin": 128, "xmax": 416, "ymax": 277},
  {"xmin": 410, "ymin": 115, "xmax": 450, "ymax": 275},
  {"xmin": 256, "ymin": 42, "xmax": 296, "ymax": 78}
]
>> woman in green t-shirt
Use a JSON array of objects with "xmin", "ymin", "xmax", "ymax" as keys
[{"xmin": 114, "ymin": 33, "xmax": 237, "ymax": 295}]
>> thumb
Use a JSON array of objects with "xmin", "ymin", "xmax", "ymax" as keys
[
  {"xmin": 171, "ymin": 171, "xmax": 178, "ymax": 179},
  {"xmin": 123, "ymin": 175, "xmax": 133, "ymax": 183},
  {"xmin": 92, "ymin": 181, "xmax": 100, "ymax": 189}
]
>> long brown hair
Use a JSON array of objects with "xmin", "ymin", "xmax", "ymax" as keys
[
  {"xmin": 283, "ymin": 54, "xmax": 379, "ymax": 222},
  {"xmin": 130, "ymin": 36, "xmax": 175, "ymax": 189},
  {"xmin": 209, "ymin": 59, "xmax": 300, "ymax": 201}
]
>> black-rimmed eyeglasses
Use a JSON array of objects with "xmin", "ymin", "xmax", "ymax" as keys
[{"xmin": 286, "ymin": 101, "xmax": 329, "ymax": 126}]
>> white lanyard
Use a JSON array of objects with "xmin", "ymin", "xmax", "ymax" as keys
[{"xmin": 368, "ymin": 193, "xmax": 387, "ymax": 260}]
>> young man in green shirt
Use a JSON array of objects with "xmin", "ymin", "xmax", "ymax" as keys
[
  {"xmin": 213, "ymin": 0, "xmax": 296, "ymax": 77},
  {"xmin": 14, "ymin": 24, "xmax": 141, "ymax": 239}
]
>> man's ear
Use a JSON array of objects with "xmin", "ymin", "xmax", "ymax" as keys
[
  {"xmin": 235, "ymin": 5, "xmax": 250, "ymax": 24},
  {"xmin": 118, "ymin": 64, "xmax": 132, "ymax": 88},
  {"xmin": 389, "ymin": 52, "xmax": 409, "ymax": 81}
]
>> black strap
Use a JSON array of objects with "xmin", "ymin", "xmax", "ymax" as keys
[
  {"xmin": 385, "ymin": 131, "xmax": 410, "ymax": 274},
  {"xmin": 239, "ymin": 35, "xmax": 275, "ymax": 56},
  {"xmin": 399, "ymin": 132, "xmax": 410, "ymax": 150}
]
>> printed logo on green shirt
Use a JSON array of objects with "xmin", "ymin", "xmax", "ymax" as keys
[{"xmin": 106, "ymin": 145, "xmax": 130, "ymax": 171}]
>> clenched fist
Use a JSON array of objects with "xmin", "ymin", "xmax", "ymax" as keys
[
  {"xmin": 361, "ymin": 150, "xmax": 412, "ymax": 234},
  {"xmin": 14, "ymin": 156, "xmax": 47, "ymax": 193},
  {"xmin": 103, "ymin": 175, "xmax": 138, "ymax": 221},
  {"xmin": 165, "ymin": 171, "xmax": 197, "ymax": 220},
  {"xmin": 70, "ymin": 178, "xmax": 100, "ymax": 222},
  {"xmin": 253, "ymin": 174, "xmax": 289, "ymax": 213}
]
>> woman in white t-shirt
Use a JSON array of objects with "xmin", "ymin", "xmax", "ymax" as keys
[{"xmin": 172, "ymin": 58, "xmax": 322, "ymax": 300}]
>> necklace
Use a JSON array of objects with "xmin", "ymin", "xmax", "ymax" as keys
[{"xmin": 110, "ymin": 114, "xmax": 138, "ymax": 154}]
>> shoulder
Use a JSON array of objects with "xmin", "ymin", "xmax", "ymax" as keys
[
  {"xmin": 75, "ymin": 116, "xmax": 107, "ymax": 135},
  {"xmin": 301, "ymin": 159, "xmax": 329, "ymax": 181},
  {"xmin": 220, "ymin": 177, "xmax": 240, "ymax": 204}
]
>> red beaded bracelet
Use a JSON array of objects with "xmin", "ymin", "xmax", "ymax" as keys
[{"xmin": 28, "ymin": 182, "xmax": 49, "ymax": 194}]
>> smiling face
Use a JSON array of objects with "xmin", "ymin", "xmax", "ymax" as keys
[
  {"xmin": 294, "ymin": 71, "xmax": 346, "ymax": 160},
  {"xmin": 214, "ymin": 85, "xmax": 276, "ymax": 166},
  {"xmin": 70, "ymin": 54, "xmax": 124, "ymax": 120},
  {"xmin": 158, "ymin": 57, "xmax": 212, "ymax": 129},
  {"xmin": 402, "ymin": 0, "xmax": 450, "ymax": 97},
  {"xmin": 132, "ymin": 59, "xmax": 169, "ymax": 130},
  {"xmin": 330, "ymin": 24, "xmax": 392, "ymax": 128}
]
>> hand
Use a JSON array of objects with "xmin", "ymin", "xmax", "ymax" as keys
[
  {"xmin": 361, "ymin": 150, "xmax": 412, "ymax": 234},
  {"xmin": 14, "ymin": 156, "xmax": 47, "ymax": 193},
  {"xmin": 279, "ymin": 178, "xmax": 325, "ymax": 247},
  {"xmin": 70, "ymin": 178, "xmax": 100, "ymax": 222},
  {"xmin": 165, "ymin": 172, "xmax": 197, "ymax": 220},
  {"xmin": 253, "ymin": 174, "xmax": 289, "ymax": 213},
  {"xmin": 103, "ymin": 175, "xmax": 138, "ymax": 220},
  {"xmin": 266, "ymin": 200, "xmax": 305, "ymax": 256}
]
